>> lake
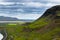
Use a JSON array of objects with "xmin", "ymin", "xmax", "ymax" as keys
[{"xmin": 0, "ymin": 33, "xmax": 3, "ymax": 40}]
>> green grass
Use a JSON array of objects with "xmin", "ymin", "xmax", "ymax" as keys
[
  {"xmin": 56, "ymin": 11, "xmax": 60, "ymax": 16},
  {"xmin": 4, "ymin": 25, "xmax": 60, "ymax": 40},
  {"xmin": 28, "ymin": 15, "xmax": 52, "ymax": 28},
  {"xmin": 2, "ymin": 18, "xmax": 59, "ymax": 40},
  {"xmin": 0, "ymin": 13, "xmax": 60, "ymax": 40}
]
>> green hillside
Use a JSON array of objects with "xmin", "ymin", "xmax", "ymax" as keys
[{"xmin": 0, "ymin": 5, "xmax": 60, "ymax": 40}]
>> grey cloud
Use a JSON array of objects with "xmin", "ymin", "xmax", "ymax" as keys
[{"xmin": 3, "ymin": 0, "xmax": 32, "ymax": 2}]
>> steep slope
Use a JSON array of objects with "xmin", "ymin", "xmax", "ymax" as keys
[
  {"xmin": 29, "ymin": 5, "xmax": 60, "ymax": 28},
  {"xmin": 27, "ymin": 5, "xmax": 60, "ymax": 40}
]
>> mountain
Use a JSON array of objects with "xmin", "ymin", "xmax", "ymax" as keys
[
  {"xmin": 0, "ymin": 16, "xmax": 20, "ymax": 21},
  {"xmin": 29, "ymin": 5, "xmax": 60, "ymax": 28},
  {"xmin": 0, "ymin": 5, "xmax": 60, "ymax": 40},
  {"xmin": 28, "ymin": 5, "xmax": 60, "ymax": 40},
  {"xmin": 0, "ymin": 16, "xmax": 34, "ymax": 22}
]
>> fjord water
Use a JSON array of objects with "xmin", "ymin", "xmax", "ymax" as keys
[{"xmin": 0, "ymin": 33, "xmax": 3, "ymax": 40}]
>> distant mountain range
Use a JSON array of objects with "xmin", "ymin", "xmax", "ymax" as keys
[{"xmin": 0, "ymin": 16, "xmax": 34, "ymax": 22}]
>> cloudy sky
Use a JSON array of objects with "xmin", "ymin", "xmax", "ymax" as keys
[{"xmin": 0, "ymin": 0, "xmax": 60, "ymax": 20}]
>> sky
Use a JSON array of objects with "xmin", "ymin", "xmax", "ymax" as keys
[{"xmin": 0, "ymin": 0, "xmax": 60, "ymax": 20}]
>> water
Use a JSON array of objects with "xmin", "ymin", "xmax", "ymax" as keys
[
  {"xmin": 0, "ymin": 33, "xmax": 3, "ymax": 40},
  {"xmin": 0, "ymin": 21, "xmax": 34, "ymax": 23}
]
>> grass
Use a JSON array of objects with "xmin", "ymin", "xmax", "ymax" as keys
[
  {"xmin": 0, "ymin": 12, "xmax": 60, "ymax": 40},
  {"xmin": 4, "ymin": 25, "xmax": 60, "ymax": 40},
  {"xmin": 56, "ymin": 11, "xmax": 60, "ymax": 16},
  {"xmin": 0, "ymin": 18, "xmax": 59, "ymax": 40}
]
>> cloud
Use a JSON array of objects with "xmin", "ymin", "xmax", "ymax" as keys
[
  {"xmin": 3, "ymin": 0, "xmax": 33, "ymax": 2},
  {"xmin": 17, "ymin": 9, "xmax": 24, "ymax": 12},
  {"xmin": 42, "ymin": 0, "xmax": 60, "ymax": 3},
  {"xmin": 0, "ymin": 0, "xmax": 4, "ymax": 2},
  {"xmin": 0, "ymin": 0, "xmax": 60, "ymax": 20},
  {"xmin": 0, "ymin": 2, "xmax": 15, "ymax": 5},
  {"xmin": 0, "ymin": 13, "xmax": 42, "ymax": 19},
  {"xmin": 23, "ymin": 2, "xmax": 44, "ymax": 8},
  {"xmin": 44, "ymin": 3, "xmax": 60, "ymax": 8},
  {"xmin": 21, "ymin": 2, "xmax": 60, "ymax": 8},
  {"xmin": 0, "ymin": 2, "xmax": 59, "ymax": 8}
]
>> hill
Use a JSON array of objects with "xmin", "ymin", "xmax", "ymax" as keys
[
  {"xmin": 27, "ymin": 5, "xmax": 60, "ymax": 40},
  {"xmin": 29, "ymin": 5, "xmax": 60, "ymax": 28},
  {"xmin": 0, "ymin": 16, "xmax": 20, "ymax": 21},
  {"xmin": 0, "ymin": 16, "xmax": 33, "ymax": 22},
  {"xmin": 0, "ymin": 5, "xmax": 60, "ymax": 40}
]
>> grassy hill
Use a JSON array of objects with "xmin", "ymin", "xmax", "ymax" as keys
[{"xmin": 0, "ymin": 5, "xmax": 60, "ymax": 40}]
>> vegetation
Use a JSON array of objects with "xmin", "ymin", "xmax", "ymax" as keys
[
  {"xmin": 0, "ymin": 6, "xmax": 60, "ymax": 40},
  {"xmin": 56, "ymin": 11, "xmax": 60, "ymax": 16}
]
